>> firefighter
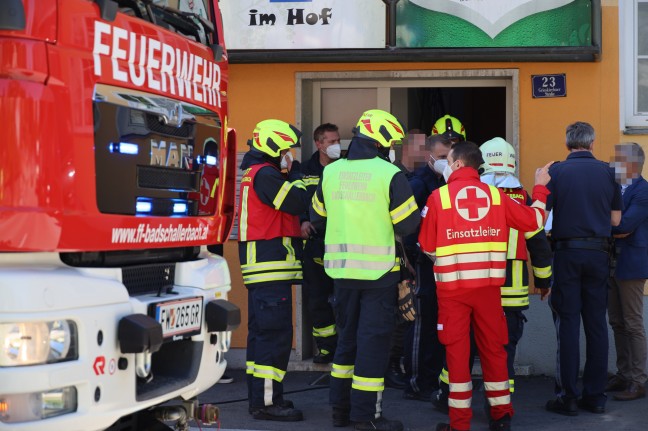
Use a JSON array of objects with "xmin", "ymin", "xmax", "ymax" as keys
[
  {"xmin": 432, "ymin": 115, "xmax": 466, "ymax": 143},
  {"xmin": 419, "ymin": 141, "xmax": 552, "ymax": 431},
  {"xmin": 238, "ymin": 119, "xmax": 310, "ymax": 422},
  {"xmin": 301, "ymin": 123, "xmax": 341, "ymax": 364},
  {"xmin": 479, "ymin": 137, "xmax": 553, "ymax": 394},
  {"xmin": 310, "ymin": 109, "xmax": 420, "ymax": 431}
]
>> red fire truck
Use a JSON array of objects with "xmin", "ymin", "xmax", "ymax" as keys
[{"xmin": 0, "ymin": 1, "xmax": 239, "ymax": 430}]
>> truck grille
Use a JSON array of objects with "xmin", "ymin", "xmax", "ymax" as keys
[
  {"xmin": 122, "ymin": 263, "xmax": 175, "ymax": 296},
  {"xmin": 137, "ymin": 165, "xmax": 198, "ymax": 191}
]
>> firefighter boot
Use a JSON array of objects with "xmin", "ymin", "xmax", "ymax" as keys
[
  {"xmin": 332, "ymin": 406, "xmax": 350, "ymax": 427},
  {"xmin": 248, "ymin": 399, "xmax": 294, "ymax": 415},
  {"xmin": 313, "ymin": 349, "xmax": 335, "ymax": 364},
  {"xmin": 252, "ymin": 404, "xmax": 303, "ymax": 422},
  {"xmin": 431, "ymin": 386, "xmax": 449, "ymax": 414}
]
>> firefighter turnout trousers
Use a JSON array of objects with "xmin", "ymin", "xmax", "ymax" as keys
[
  {"xmin": 303, "ymin": 238, "xmax": 337, "ymax": 354},
  {"xmin": 438, "ymin": 287, "xmax": 513, "ymax": 431},
  {"xmin": 329, "ymin": 284, "xmax": 397, "ymax": 422},
  {"xmin": 246, "ymin": 283, "xmax": 294, "ymax": 409}
]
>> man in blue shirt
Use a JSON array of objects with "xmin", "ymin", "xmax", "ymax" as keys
[
  {"xmin": 606, "ymin": 142, "xmax": 648, "ymax": 401},
  {"xmin": 545, "ymin": 121, "xmax": 623, "ymax": 416}
]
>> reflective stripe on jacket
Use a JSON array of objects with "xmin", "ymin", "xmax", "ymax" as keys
[
  {"xmin": 238, "ymin": 163, "xmax": 301, "ymax": 241},
  {"xmin": 500, "ymin": 187, "xmax": 553, "ymax": 309},
  {"xmin": 418, "ymin": 167, "xmax": 548, "ymax": 296},
  {"xmin": 319, "ymin": 158, "xmax": 407, "ymax": 280},
  {"xmin": 432, "ymin": 183, "xmax": 508, "ymax": 290}
]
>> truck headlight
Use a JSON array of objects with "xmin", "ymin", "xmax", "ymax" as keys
[
  {"xmin": 0, "ymin": 320, "xmax": 77, "ymax": 366},
  {"xmin": 0, "ymin": 387, "xmax": 77, "ymax": 423}
]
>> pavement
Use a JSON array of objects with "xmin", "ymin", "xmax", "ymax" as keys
[{"xmin": 189, "ymin": 369, "xmax": 647, "ymax": 431}]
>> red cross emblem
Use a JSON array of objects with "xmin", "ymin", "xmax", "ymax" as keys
[{"xmin": 455, "ymin": 186, "xmax": 491, "ymax": 221}]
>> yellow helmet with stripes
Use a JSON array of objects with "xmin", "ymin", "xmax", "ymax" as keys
[
  {"xmin": 250, "ymin": 119, "xmax": 302, "ymax": 157},
  {"xmin": 355, "ymin": 109, "xmax": 406, "ymax": 148},
  {"xmin": 431, "ymin": 115, "xmax": 466, "ymax": 142}
]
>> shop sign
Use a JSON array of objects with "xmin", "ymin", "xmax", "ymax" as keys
[
  {"xmin": 397, "ymin": 0, "xmax": 592, "ymax": 48},
  {"xmin": 532, "ymin": 74, "xmax": 567, "ymax": 98},
  {"xmin": 219, "ymin": 0, "xmax": 386, "ymax": 50}
]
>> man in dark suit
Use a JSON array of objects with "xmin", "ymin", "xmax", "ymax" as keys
[
  {"xmin": 545, "ymin": 121, "xmax": 622, "ymax": 416},
  {"xmin": 607, "ymin": 142, "xmax": 648, "ymax": 401}
]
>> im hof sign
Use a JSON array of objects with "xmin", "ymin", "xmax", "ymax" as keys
[{"xmin": 532, "ymin": 74, "xmax": 567, "ymax": 98}]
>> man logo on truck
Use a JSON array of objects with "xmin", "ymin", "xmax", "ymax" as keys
[{"xmin": 150, "ymin": 140, "xmax": 194, "ymax": 169}]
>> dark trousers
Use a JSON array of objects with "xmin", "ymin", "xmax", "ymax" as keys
[
  {"xmin": 246, "ymin": 284, "xmax": 293, "ymax": 408},
  {"xmin": 550, "ymin": 249, "xmax": 609, "ymax": 406},
  {"xmin": 504, "ymin": 310, "xmax": 526, "ymax": 390},
  {"xmin": 404, "ymin": 291, "xmax": 444, "ymax": 393},
  {"xmin": 405, "ymin": 256, "xmax": 447, "ymax": 393},
  {"xmin": 302, "ymin": 239, "xmax": 337, "ymax": 353},
  {"xmin": 330, "ymin": 284, "xmax": 397, "ymax": 421},
  {"xmin": 389, "ymin": 320, "xmax": 408, "ymax": 365},
  {"xmin": 405, "ymin": 253, "xmax": 444, "ymax": 393}
]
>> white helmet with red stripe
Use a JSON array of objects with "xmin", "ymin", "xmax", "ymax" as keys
[{"xmin": 480, "ymin": 137, "xmax": 516, "ymax": 174}]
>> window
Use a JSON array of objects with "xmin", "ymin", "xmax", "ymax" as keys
[
  {"xmin": 117, "ymin": 0, "xmax": 215, "ymax": 46},
  {"xmin": 621, "ymin": 0, "xmax": 648, "ymax": 129}
]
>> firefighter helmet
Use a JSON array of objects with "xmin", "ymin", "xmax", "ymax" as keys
[
  {"xmin": 480, "ymin": 137, "xmax": 516, "ymax": 174},
  {"xmin": 250, "ymin": 119, "xmax": 302, "ymax": 157},
  {"xmin": 431, "ymin": 115, "xmax": 466, "ymax": 142},
  {"xmin": 355, "ymin": 109, "xmax": 406, "ymax": 148}
]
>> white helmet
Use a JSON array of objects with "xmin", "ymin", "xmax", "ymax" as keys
[{"xmin": 480, "ymin": 137, "xmax": 516, "ymax": 174}]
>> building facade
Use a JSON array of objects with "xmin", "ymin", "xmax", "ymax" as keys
[{"xmin": 220, "ymin": 0, "xmax": 646, "ymax": 375}]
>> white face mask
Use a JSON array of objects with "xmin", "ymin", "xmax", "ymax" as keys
[
  {"xmin": 429, "ymin": 156, "xmax": 448, "ymax": 176},
  {"xmin": 442, "ymin": 162, "xmax": 454, "ymax": 182},
  {"xmin": 325, "ymin": 143, "xmax": 341, "ymax": 159},
  {"xmin": 388, "ymin": 149, "xmax": 396, "ymax": 163},
  {"xmin": 280, "ymin": 152, "xmax": 292, "ymax": 170}
]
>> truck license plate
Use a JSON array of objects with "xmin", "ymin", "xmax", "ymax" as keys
[{"xmin": 154, "ymin": 297, "xmax": 203, "ymax": 338}]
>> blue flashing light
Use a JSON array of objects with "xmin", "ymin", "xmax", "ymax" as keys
[
  {"xmin": 110, "ymin": 142, "xmax": 139, "ymax": 155},
  {"xmin": 136, "ymin": 200, "xmax": 152, "ymax": 213},
  {"xmin": 173, "ymin": 202, "xmax": 188, "ymax": 214}
]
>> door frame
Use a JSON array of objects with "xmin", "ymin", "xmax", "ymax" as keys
[{"xmin": 296, "ymin": 68, "xmax": 519, "ymax": 157}]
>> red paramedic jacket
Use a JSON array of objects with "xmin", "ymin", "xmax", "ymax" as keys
[{"xmin": 418, "ymin": 167, "xmax": 549, "ymax": 297}]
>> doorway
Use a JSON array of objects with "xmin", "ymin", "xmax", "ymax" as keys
[{"xmin": 296, "ymin": 69, "xmax": 517, "ymax": 163}]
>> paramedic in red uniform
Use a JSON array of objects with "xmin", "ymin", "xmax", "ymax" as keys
[{"xmin": 418, "ymin": 141, "xmax": 552, "ymax": 431}]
